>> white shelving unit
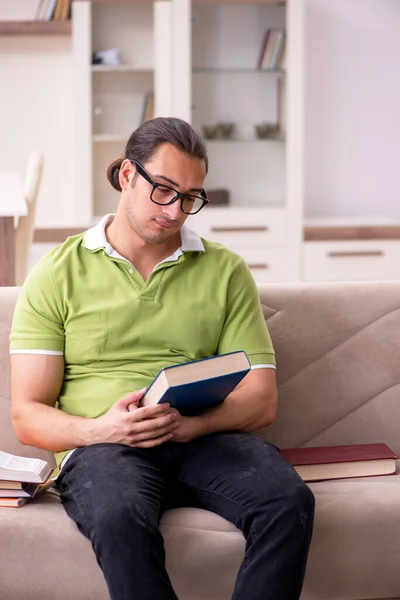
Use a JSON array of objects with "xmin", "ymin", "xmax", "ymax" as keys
[
  {"xmin": 169, "ymin": 0, "xmax": 305, "ymax": 282},
  {"xmin": 32, "ymin": 0, "xmax": 400, "ymax": 283},
  {"xmin": 72, "ymin": 0, "xmax": 305, "ymax": 282},
  {"xmin": 73, "ymin": 0, "xmax": 173, "ymax": 222}
]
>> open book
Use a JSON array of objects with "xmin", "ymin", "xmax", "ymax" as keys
[
  {"xmin": 0, "ymin": 451, "xmax": 52, "ymax": 484},
  {"xmin": 141, "ymin": 351, "xmax": 251, "ymax": 416}
]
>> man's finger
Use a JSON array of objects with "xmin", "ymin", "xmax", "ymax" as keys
[
  {"xmin": 132, "ymin": 403, "xmax": 171, "ymax": 421},
  {"xmin": 114, "ymin": 388, "xmax": 147, "ymax": 410},
  {"xmin": 134, "ymin": 433, "xmax": 174, "ymax": 448}
]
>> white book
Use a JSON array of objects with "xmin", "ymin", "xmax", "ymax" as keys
[
  {"xmin": 0, "ymin": 451, "xmax": 52, "ymax": 484},
  {"xmin": 35, "ymin": 0, "xmax": 48, "ymax": 20},
  {"xmin": 43, "ymin": 0, "xmax": 57, "ymax": 21}
]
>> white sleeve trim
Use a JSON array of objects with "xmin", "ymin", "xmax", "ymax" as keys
[
  {"xmin": 251, "ymin": 364, "xmax": 276, "ymax": 370},
  {"xmin": 9, "ymin": 349, "xmax": 64, "ymax": 356},
  {"xmin": 59, "ymin": 449, "xmax": 78, "ymax": 472}
]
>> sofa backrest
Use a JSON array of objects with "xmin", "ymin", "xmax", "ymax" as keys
[
  {"xmin": 258, "ymin": 281, "xmax": 400, "ymax": 457},
  {"xmin": 1, "ymin": 282, "xmax": 400, "ymax": 460},
  {"xmin": 0, "ymin": 287, "xmax": 55, "ymax": 466}
]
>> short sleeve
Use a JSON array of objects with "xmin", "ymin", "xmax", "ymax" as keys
[
  {"xmin": 217, "ymin": 258, "xmax": 276, "ymax": 368},
  {"xmin": 9, "ymin": 254, "xmax": 65, "ymax": 355}
]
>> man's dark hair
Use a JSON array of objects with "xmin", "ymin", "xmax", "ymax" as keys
[{"xmin": 107, "ymin": 117, "xmax": 208, "ymax": 192}]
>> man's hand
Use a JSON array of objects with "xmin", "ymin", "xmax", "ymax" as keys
[
  {"xmin": 168, "ymin": 410, "xmax": 204, "ymax": 443},
  {"xmin": 95, "ymin": 389, "xmax": 180, "ymax": 448}
]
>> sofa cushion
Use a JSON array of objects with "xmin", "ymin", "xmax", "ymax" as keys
[
  {"xmin": 1, "ymin": 476, "xmax": 400, "ymax": 600},
  {"xmin": 305, "ymin": 474, "xmax": 400, "ymax": 599},
  {"xmin": 0, "ymin": 494, "xmax": 244, "ymax": 600},
  {"xmin": 0, "ymin": 493, "xmax": 108, "ymax": 600}
]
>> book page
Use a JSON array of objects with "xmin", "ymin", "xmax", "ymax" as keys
[{"xmin": 0, "ymin": 451, "xmax": 46, "ymax": 476}]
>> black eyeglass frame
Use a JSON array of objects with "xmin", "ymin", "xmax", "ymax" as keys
[{"xmin": 129, "ymin": 160, "xmax": 209, "ymax": 215}]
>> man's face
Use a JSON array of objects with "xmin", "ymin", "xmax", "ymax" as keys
[{"xmin": 122, "ymin": 143, "xmax": 207, "ymax": 245}]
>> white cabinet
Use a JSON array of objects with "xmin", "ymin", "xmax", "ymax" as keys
[
  {"xmin": 304, "ymin": 240, "xmax": 400, "ymax": 282},
  {"xmin": 190, "ymin": 206, "xmax": 297, "ymax": 282},
  {"xmin": 192, "ymin": 208, "xmax": 286, "ymax": 247},
  {"xmin": 235, "ymin": 246, "xmax": 297, "ymax": 283}
]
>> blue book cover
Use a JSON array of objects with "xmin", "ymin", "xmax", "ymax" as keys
[{"xmin": 143, "ymin": 351, "xmax": 251, "ymax": 416}]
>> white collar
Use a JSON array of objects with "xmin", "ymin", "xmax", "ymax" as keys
[{"xmin": 83, "ymin": 214, "xmax": 205, "ymax": 254}]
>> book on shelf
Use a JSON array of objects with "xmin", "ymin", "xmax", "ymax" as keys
[
  {"xmin": 257, "ymin": 28, "xmax": 286, "ymax": 71},
  {"xmin": 36, "ymin": 0, "xmax": 70, "ymax": 22},
  {"xmin": 280, "ymin": 443, "xmax": 397, "ymax": 482},
  {"xmin": 257, "ymin": 30, "xmax": 270, "ymax": 70},
  {"xmin": 140, "ymin": 92, "xmax": 155, "ymax": 124},
  {"xmin": 52, "ymin": 0, "xmax": 70, "ymax": 21},
  {"xmin": 35, "ymin": 0, "xmax": 48, "ymax": 20},
  {"xmin": 140, "ymin": 350, "xmax": 251, "ymax": 416},
  {"xmin": 0, "ymin": 450, "xmax": 52, "ymax": 484}
]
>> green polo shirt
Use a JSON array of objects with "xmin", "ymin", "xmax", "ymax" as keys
[{"xmin": 10, "ymin": 215, "xmax": 275, "ymax": 469}]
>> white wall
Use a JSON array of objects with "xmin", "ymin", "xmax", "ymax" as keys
[
  {"xmin": 0, "ymin": 1, "xmax": 75, "ymax": 227},
  {"xmin": 304, "ymin": 0, "xmax": 400, "ymax": 220}
]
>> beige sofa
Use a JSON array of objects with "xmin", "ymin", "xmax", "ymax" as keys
[{"xmin": 1, "ymin": 282, "xmax": 400, "ymax": 600}]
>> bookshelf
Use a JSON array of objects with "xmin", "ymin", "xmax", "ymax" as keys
[
  {"xmin": 73, "ymin": 0, "xmax": 173, "ymax": 221},
  {"xmin": 24, "ymin": 0, "xmax": 400, "ymax": 283},
  {"xmin": 71, "ymin": 0, "xmax": 303, "ymax": 281},
  {"xmin": 189, "ymin": 3, "xmax": 287, "ymax": 207},
  {"xmin": 163, "ymin": 0, "xmax": 304, "ymax": 282},
  {"xmin": 0, "ymin": 20, "xmax": 71, "ymax": 35}
]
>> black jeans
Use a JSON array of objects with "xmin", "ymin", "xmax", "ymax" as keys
[{"xmin": 57, "ymin": 432, "xmax": 315, "ymax": 600}]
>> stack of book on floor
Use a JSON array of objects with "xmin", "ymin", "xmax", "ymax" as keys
[
  {"xmin": 280, "ymin": 443, "xmax": 397, "ymax": 482},
  {"xmin": 0, "ymin": 451, "xmax": 53, "ymax": 508}
]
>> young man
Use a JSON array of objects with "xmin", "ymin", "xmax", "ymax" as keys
[{"xmin": 10, "ymin": 117, "xmax": 314, "ymax": 600}]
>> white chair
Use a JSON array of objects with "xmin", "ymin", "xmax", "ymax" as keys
[{"xmin": 14, "ymin": 152, "xmax": 44, "ymax": 286}]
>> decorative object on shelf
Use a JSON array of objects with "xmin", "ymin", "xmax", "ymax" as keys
[
  {"xmin": 254, "ymin": 122, "xmax": 280, "ymax": 139},
  {"xmin": 207, "ymin": 189, "xmax": 230, "ymax": 206},
  {"xmin": 201, "ymin": 124, "xmax": 218, "ymax": 140},
  {"xmin": 216, "ymin": 122, "xmax": 235, "ymax": 139},
  {"xmin": 201, "ymin": 123, "xmax": 236, "ymax": 140},
  {"xmin": 92, "ymin": 48, "xmax": 120, "ymax": 66}
]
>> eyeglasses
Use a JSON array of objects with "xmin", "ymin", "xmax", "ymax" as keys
[{"xmin": 130, "ymin": 160, "xmax": 208, "ymax": 215}]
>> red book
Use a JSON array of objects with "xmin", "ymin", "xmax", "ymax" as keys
[{"xmin": 280, "ymin": 443, "xmax": 397, "ymax": 482}]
